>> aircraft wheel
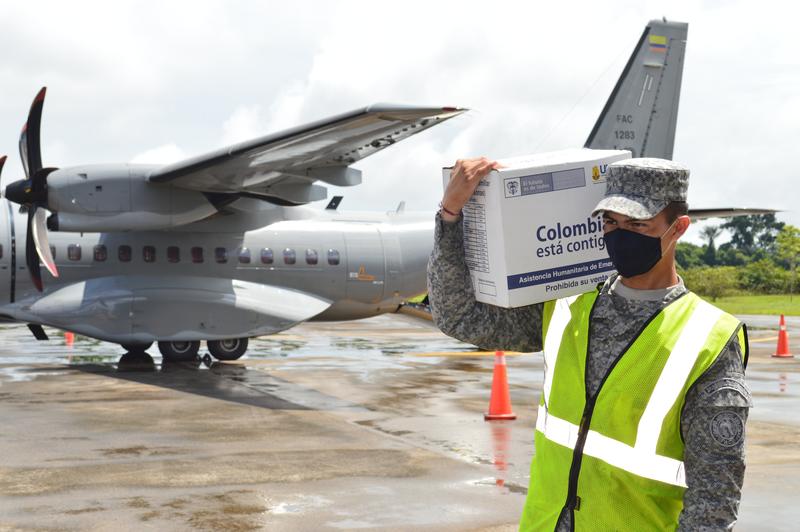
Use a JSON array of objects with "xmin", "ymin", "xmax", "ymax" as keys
[
  {"xmin": 121, "ymin": 342, "xmax": 153, "ymax": 353},
  {"xmin": 207, "ymin": 338, "xmax": 249, "ymax": 361},
  {"xmin": 158, "ymin": 340, "xmax": 201, "ymax": 362}
]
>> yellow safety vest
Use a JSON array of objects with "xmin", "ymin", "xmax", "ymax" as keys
[{"xmin": 519, "ymin": 289, "xmax": 747, "ymax": 531}]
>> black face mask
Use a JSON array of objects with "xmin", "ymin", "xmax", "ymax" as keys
[{"xmin": 603, "ymin": 222, "xmax": 676, "ymax": 278}]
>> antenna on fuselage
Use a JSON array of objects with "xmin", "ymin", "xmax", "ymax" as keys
[{"xmin": 325, "ymin": 196, "xmax": 343, "ymax": 210}]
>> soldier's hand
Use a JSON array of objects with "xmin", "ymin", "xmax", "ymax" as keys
[{"xmin": 441, "ymin": 157, "xmax": 500, "ymax": 222}]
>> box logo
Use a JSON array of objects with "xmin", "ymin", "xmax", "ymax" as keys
[
  {"xmin": 591, "ymin": 164, "xmax": 608, "ymax": 183},
  {"xmin": 504, "ymin": 178, "xmax": 521, "ymax": 198},
  {"xmin": 505, "ymin": 168, "xmax": 586, "ymax": 199}
]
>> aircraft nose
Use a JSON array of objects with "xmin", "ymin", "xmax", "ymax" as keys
[{"xmin": 4, "ymin": 179, "xmax": 34, "ymax": 206}]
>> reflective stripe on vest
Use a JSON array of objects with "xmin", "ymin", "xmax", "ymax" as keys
[
  {"xmin": 542, "ymin": 295, "xmax": 579, "ymax": 405},
  {"xmin": 536, "ymin": 404, "xmax": 686, "ymax": 487},
  {"xmin": 539, "ymin": 295, "xmax": 726, "ymax": 488}
]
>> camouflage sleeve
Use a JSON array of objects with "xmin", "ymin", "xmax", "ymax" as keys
[
  {"xmin": 678, "ymin": 336, "xmax": 751, "ymax": 531},
  {"xmin": 426, "ymin": 212, "xmax": 543, "ymax": 352}
]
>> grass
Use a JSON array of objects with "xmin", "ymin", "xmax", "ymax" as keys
[{"xmin": 707, "ymin": 294, "xmax": 800, "ymax": 316}]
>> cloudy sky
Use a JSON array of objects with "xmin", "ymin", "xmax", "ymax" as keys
[{"xmin": 1, "ymin": 0, "xmax": 797, "ymax": 244}]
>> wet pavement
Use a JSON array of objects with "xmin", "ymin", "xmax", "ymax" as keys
[{"xmin": 0, "ymin": 313, "xmax": 798, "ymax": 531}]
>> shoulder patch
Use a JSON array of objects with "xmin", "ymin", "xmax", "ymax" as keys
[
  {"xmin": 700, "ymin": 377, "xmax": 750, "ymax": 400},
  {"xmin": 709, "ymin": 411, "xmax": 745, "ymax": 447}
]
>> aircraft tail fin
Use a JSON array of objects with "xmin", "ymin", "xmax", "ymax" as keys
[{"xmin": 584, "ymin": 19, "xmax": 688, "ymax": 159}]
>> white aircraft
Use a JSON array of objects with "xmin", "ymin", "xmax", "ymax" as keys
[
  {"xmin": 0, "ymin": 95, "xmax": 465, "ymax": 360},
  {"xmin": 0, "ymin": 18, "xmax": 772, "ymax": 362}
]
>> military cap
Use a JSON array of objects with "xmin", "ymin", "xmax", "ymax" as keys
[{"xmin": 591, "ymin": 157, "xmax": 689, "ymax": 219}]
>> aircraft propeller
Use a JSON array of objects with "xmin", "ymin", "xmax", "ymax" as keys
[{"xmin": 4, "ymin": 87, "xmax": 59, "ymax": 292}]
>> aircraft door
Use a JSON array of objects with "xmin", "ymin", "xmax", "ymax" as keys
[
  {"xmin": 378, "ymin": 226, "xmax": 403, "ymax": 299},
  {"xmin": 343, "ymin": 227, "xmax": 385, "ymax": 303}
]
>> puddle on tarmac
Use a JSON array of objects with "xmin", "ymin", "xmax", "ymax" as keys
[{"xmin": 0, "ymin": 316, "xmax": 478, "ymax": 384}]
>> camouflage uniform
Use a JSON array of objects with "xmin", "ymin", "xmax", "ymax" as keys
[{"xmin": 427, "ymin": 158, "xmax": 751, "ymax": 531}]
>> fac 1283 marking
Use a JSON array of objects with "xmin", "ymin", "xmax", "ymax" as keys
[{"xmin": 614, "ymin": 130, "xmax": 636, "ymax": 140}]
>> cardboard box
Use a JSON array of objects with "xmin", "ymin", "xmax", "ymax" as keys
[{"xmin": 444, "ymin": 148, "xmax": 631, "ymax": 308}]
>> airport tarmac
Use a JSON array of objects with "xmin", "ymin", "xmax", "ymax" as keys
[{"xmin": 0, "ymin": 313, "xmax": 798, "ymax": 531}]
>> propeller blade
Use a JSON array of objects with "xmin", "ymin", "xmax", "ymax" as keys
[
  {"xmin": 19, "ymin": 87, "xmax": 47, "ymax": 180},
  {"xmin": 32, "ymin": 207, "xmax": 59, "ymax": 278},
  {"xmin": 26, "ymin": 210, "xmax": 43, "ymax": 292}
]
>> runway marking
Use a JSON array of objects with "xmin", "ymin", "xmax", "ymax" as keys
[
  {"xmin": 749, "ymin": 336, "xmax": 779, "ymax": 343},
  {"xmin": 410, "ymin": 351, "xmax": 528, "ymax": 357}
]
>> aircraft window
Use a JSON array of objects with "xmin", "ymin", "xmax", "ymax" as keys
[
  {"xmin": 215, "ymin": 247, "xmax": 228, "ymax": 263},
  {"xmin": 93, "ymin": 245, "xmax": 107, "ymax": 262},
  {"xmin": 238, "ymin": 247, "xmax": 251, "ymax": 264},
  {"xmin": 327, "ymin": 249, "xmax": 340, "ymax": 265},
  {"xmin": 118, "ymin": 245, "xmax": 132, "ymax": 262},
  {"xmin": 305, "ymin": 249, "xmax": 318, "ymax": 265},
  {"xmin": 167, "ymin": 246, "xmax": 180, "ymax": 263},
  {"xmin": 143, "ymin": 245, "xmax": 156, "ymax": 263},
  {"xmin": 283, "ymin": 248, "xmax": 296, "ymax": 265},
  {"xmin": 191, "ymin": 247, "xmax": 204, "ymax": 263},
  {"xmin": 261, "ymin": 248, "xmax": 274, "ymax": 264},
  {"xmin": 68, "ymin": 244, "xmax": 82, "ymax": 261}
]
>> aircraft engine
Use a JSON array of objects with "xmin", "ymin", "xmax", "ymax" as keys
[
  {"xmin": 44, "ymin": 164, "xmax": 218, "ymax": 232},
  {"xmin": 2, "ymin": 87, "xmax": 220, "ymax": 292}
]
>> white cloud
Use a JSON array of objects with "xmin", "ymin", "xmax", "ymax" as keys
[
  {"xmin": 0, "ymin": 0, "xmax": 796, "ymax": 235},
  {"xmin": 262, "ymin": 81, "xmax": 311, "ymax": 134},
  {"xmin": 129, "ymin": 143, "xmax": 187, "ymax": 165},
  {"xmin": 220, "ymin": 105, "xmax": 267, "ymax": 147}
]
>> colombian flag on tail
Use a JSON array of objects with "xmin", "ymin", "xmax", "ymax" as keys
[{"xmin": 649, "ymin": 35, "xmax": 667, "ymax": 52}]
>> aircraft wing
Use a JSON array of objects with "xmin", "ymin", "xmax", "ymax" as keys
[
  {"xmin": 688, "ymin": 208, "xmax": 778, "ymax": 220},
  {"xmin": 148, "ymin": 105, "xmax": 466, "ymax": 205},
  {"xmin": 9, "ymin": 276, "xmax": 331, "ymax": 343}
]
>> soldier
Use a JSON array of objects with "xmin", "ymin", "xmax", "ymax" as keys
[{"xmin": 428, "ymin": 157, "xmax": 751, "ymax": 531}]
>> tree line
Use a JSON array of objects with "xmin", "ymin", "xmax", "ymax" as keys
[{"xmin": 677, "ymin": 215, "xmax": 799, "ymax": 299}]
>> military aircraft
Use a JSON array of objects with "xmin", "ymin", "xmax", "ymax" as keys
[
  {"xmin": 0, "ymin": 18, "xmax": 772, "ymax": 362},
  {"xmin": 0, "ymin": 99, "xmax": 466, "ymax": 361}
]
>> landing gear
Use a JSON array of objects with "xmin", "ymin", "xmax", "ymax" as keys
[
  {"xmin": 207, "ymin": 338, "xmax": 249, "ymax": 361},
  {"xmin": 158, "ymin": 340, "xmax": 201, "ymax": 362}
]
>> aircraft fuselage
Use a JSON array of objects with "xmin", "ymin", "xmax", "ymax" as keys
[{"xmin": 0, "ymin": 199, "xmax": 433, "ymax": 344}]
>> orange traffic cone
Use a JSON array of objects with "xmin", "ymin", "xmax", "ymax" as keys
[
  {"xmin": 773, "ymin": 314, "xmax": 793, "ymax": 358},
  {"xmin": 65, "ymin": 331, "xmax": 74, "ymax": 347},
  {"xmin": 485, "ymin": 351, "xmax": 516, "ymax": 421}
]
